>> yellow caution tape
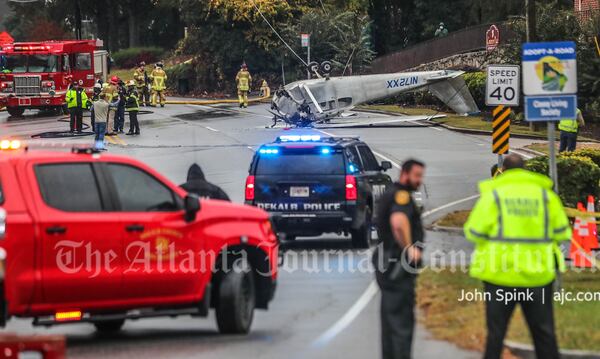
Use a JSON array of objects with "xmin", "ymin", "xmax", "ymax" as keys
[
  {"xmin": 569, "ymin": 235, "xmax": 600, "ymax": 270},
  {"xmin": 565, "ymin": 208, "xmax": 600, "ymax": 218}
]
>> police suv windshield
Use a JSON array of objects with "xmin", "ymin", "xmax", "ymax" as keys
[{"xmin": 255, "ymin": 148, "xmax": 345, "ymax": 175}]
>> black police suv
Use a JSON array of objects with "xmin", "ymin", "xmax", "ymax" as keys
[{"xmin": 245, "ymin": 135, "xmax": 392, "ymax": 248}]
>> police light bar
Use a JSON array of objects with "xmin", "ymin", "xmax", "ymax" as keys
[
  {"xmin": 259, "ymin": 147, "xmax": 279, "ymax": 155},
  {"xmin": 277, "ymin": 135, "xmax": 321, "ymax": 142}
]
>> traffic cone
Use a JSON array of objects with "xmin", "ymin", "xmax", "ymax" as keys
[{"xmin": 569, "ymin": 205, "xmax": 593, "ymax": 268}]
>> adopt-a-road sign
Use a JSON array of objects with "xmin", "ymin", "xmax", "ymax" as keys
[
  {"xmin": 522, "ymin": 41, "xmax": 577, "ymax": 96},
  {"xmin": 525, "ymin": 95, "xmax": 577, "ymax": 122}
]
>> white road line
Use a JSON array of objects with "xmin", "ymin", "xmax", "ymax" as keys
[
  {"xmin": 311, "ymin": 281, "xmax": 379, "ymax": 348},
  {"xmin": 372, "ymin": 151, "xmax": 401, "ymax": 169},
  {"xmin": 310, "ymin": 193, "xmax": 481, "ymax": 348},
  {"xmin": 205, "ymin": 126, "xmax": 219, "ymax": 132}
]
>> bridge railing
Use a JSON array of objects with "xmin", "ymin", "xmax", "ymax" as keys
[{"xmin": 370, "ymin": 23, "xmax": 515, "ymax": 74}]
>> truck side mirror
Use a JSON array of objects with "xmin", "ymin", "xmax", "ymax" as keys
[
  {"xmin": 184, "ymin": 194, "xmax": 201, "ymax": 222},
  {"xmin": 380, "ymin": 161, "xmax": 392, "ymax": 171}
]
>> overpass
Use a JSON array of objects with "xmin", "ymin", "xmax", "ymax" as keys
[{"xmin": 370, "ymin": 23, "xmax": 515, "ymax": 73}]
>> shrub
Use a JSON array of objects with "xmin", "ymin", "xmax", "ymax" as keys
[
  {"xmin": 463, "ymin": 72, "xmax": 486, "ymax": 110},
  {"xmin": 571, "ymin": 149, "xmax": 600, "ymax": 168},
  {"xmin": 165, "ymin": 62, "xmax": 195, "ymax": 93},
  {"xmin": 525, "ymin": 154, "xmax": 600, "ymax": 207},
  {"xmin": 112, "ymin": 47, "xmax": 165, "ymax": 69}
]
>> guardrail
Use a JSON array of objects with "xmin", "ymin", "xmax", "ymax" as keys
[{"xmin": 371, "ymin": 23, "xmax": 515, "ymax": 74}]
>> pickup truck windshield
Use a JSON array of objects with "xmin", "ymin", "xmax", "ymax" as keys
[
  {"xmin": 256, "ymin": 149, "xmax": 345, "ymax": 175},
  {"xmin": 0, "ymin": 54, "xmax": 59, "ymax": 73}
]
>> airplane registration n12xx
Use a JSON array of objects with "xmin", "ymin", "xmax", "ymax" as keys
[{"xmin": 269, "ymin": 69, "xmax": 480, "ymax": 128}]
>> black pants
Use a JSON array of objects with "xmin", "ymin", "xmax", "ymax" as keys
[
  {"xmin": 377, "ymin": 272, "xmax": 415, "ymax": 359},
  {"xmin": 69, "ymin": 108, "xmax": 83, "ymax": 132},
  {"xmin": 559, "ymin": 131, "xmax": 577, "ymax": 152},
  {"xmin": 483, "ymin": 282, "xmax": 559, "ymax": 359},
  {"xmin": 129, "ymin": 111, "xmax": 139, "ymax": 133}
]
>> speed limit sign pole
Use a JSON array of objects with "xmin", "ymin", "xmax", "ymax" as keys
[{"xmin": 486, "ymin": 65, "xmax": 520, "ymax": 168}]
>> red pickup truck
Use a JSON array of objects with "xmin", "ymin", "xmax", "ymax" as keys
[{"xmin": 0, "ymin": 141, "xmax": 278, "ymax": 334}]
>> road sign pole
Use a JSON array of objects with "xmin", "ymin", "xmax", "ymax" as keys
[
  {"xmin": 548, "ymin": 122, "xmax": 559, "ymax": 193},
  {"xmin": 492, "ymin": 105, "xmax": 511, "ymax": 156}
]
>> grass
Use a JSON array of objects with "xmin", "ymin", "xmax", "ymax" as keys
[
  {"xmin": 526, "ymin": 142, "xmax": 600, "ymax": 155},
  {"xmin": 109, "ymin": 65, "xmax": 155, "ymax": 83},
  {"xmin": 435, "ymin": 210, "xmax": 471, "ymax": 228},
  {"xmin": 417, "ymin": 269, "xmax": 600, "ymax": 352}
]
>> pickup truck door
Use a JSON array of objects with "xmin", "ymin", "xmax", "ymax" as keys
[
  {"xmin": 31, "ymin": 161, "xmax": 124, "ymax": 305},
  {"xmin": 103, "ymin": 162, "xmax": 204, "ymax": 302}
]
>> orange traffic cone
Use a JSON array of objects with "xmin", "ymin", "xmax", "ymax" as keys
[
  {"xmin": 569, "ymin": 204, "xmax": 594, "ymax": 268},
  {"xmin": 586, "ymin": 195, "xmax": 599, "ymax": 250}
]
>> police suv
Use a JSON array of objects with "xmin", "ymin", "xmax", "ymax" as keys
[{"xmin": 245, "ymin": 135, "xmax": 393, "ymax": 248}]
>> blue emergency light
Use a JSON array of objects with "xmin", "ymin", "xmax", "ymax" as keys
[
  {"xmin": 321, "ymin": 147, "xmax": 331, "ymax": 154},
  {"xmin": 278, "ymin": 135, "xmax": 321, "ymax": 142},
  {"xmin": 259, "ymin": 148, "xmax": 279, "ymax": 155}
]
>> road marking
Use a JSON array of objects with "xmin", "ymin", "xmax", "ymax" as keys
[
  {"xmin": 311, "ymin": 281, "xmax": 379, "ymax": 348},
  {"xmin": 206, "ymin": 126, "xmax": 219, "ymax": 132},
  {"xmin": 310, "ymin": 193, "xmax": 481, "ymax": 348},
  {"xmin": 106, "ymin": 136, "xmax": 116, "ymax": 144},
  {"xmin": 372, "ymin": 151, "xmax": 401, "ymax": 169},
  {"xmin": 113, "ymin": 135, "xmax": 127, "ymax": 146}
]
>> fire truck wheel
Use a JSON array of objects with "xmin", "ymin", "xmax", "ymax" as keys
[
  {"xmin": 6, "ymin": 107, "xmax": 24, "ymax": 117},
  {"xmin": 215, "ymin": 258, "xmax": 255, "ymax": 334},
  {"xmin": 94, "ymin": 319, "xmax": 125, "ymax": 334}
]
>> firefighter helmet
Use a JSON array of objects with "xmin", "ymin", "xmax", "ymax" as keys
[{"xmin": 110, "ymin": 76, "xmax": 119, "ymax": 84}]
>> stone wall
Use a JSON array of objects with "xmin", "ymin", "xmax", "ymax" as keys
[{"xmin": 405, "ymin": 50, "xmax": 506, "ymax": 72}]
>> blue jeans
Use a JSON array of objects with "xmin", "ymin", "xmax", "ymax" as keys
[
  {"xmin": 115, "ymin": 107, "xmax": 125, "ymax": 131},
  {"xmin": 94, "ymin": 122, "xmax": 107, "ymax": 149}
]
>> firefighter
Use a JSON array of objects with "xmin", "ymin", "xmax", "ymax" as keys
[
  {"xmin": 236, "ymin": 63, "xmax": 252, "ymax": 108},
  {"xmin": 151, "ymin": 62, "xmax": 167, "ymax": 107},
  {"xmin": 101, "ymin": 76, "xmax": 120, "ymax": 135},
  {"xmin": 125, "ymin": 80, "xmax": 140, "ymax": 136},
  {"xmin": 65, "ymin": 81, "xmax": 88, "ymax": 133},
  {"xmin": 133, "ymin": 61, "xmax": 150, "ymax": 106},
  {"xmin": 89, "ymin": 82, "xmax": 102, "ymax": 131}
]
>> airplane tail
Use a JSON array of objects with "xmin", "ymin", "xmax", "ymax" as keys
[{"xmin": 427, "ymin": 75, "xmax": 480, "ymax": 115}]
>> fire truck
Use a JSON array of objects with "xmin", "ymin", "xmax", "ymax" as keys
[{"xmin": 0, "ymin": 40, "xmax": 108, "ymax": 117}]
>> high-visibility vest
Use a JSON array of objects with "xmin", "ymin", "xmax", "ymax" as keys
[
  {"xmin": 133, "ymin": 69, "xmax": 146, "ymax": 87},
  {"xmin": 558, "ymin": 109, "xmax": 582, "ymax": 133},
  {"xmin": 464, "ymin": 168, "xmax": 571, "ymax": 287},
  {"xmin": 151, "ymin": 69, "xmax": 166, "ymax": 91},
  {"xmin": 126, "ymin": 92, "xmax": 139, "ymax": 112},
  {"xmin": 65, "ymin": 89, "xmax": 88, "ymax": 109}
]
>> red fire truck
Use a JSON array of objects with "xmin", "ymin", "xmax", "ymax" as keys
[{"xmin": 0, "ymin": 40, "xmax": 108, "ymax": 117}]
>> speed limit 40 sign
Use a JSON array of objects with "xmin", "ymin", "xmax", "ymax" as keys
[{"xmin": 485, "ymin": 65, "xmax": 520, "ymax": 106}]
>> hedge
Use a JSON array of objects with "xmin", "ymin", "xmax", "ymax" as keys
[
  {"xmin": 525, "ymin": 150, "xmax": 600, "ymax": 207},
  {"xmin": 463, "ymin": 72, "xmax": 486, "ymax": 110},
  {"xmin": 112, "ymin": 47, "xmax": 165, "ymax": 69}
]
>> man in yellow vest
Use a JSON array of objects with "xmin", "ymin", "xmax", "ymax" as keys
[
  {"xmin": 151, "ymin": 62, "xmax": 167, "ymax": 107},
  {"xmin": 236, "ymin": 63, "xmax": 252, "ymax": 108},
  {"xmin": 65, "ymin": 81, "xmax": 88, "ymax": 133},
  {"xmin": 558, "ymin": 108, "xmax": 585, "ymax": 152},
  {"xmin": 464, "ymin": 154, "xmax": 571, "ymax": 359}
]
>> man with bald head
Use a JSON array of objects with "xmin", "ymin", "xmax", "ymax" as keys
[{"xmin": 465, "ymin": 153, "xmax": 570, "ymax": 359}]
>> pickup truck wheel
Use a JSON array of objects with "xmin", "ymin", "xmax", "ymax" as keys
[
  {"xmin": 216, "ymin": 259, "xmax": 255, "ymax": 334},
  {"xmin": 351, "ymin": 209, "xmax": 372, "ymax": 249},
  {"xmin": 94, "ymin": 319, "xmax": 125, "ymax": 334},
  {"xmin": 7, "ymin": 107, "xmax": 24, "ymax": 117}
]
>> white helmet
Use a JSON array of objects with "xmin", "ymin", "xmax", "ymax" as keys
[{"xmin": 94, "ymin": 83, "xmax": 102, "ymax": 89}]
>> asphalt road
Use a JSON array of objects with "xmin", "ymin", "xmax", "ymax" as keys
[{"xmin": 0, "ymin": 102, "xmax": 505, "ymax": 358}]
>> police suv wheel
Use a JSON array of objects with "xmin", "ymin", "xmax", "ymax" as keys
[
  {"xmin": 216, "ymin": 259, "xmax": 255, "ymax": 334},
  {"xmin": 351, "ymin": 210, "xmax": 372, "ymax": 249},
  {"xmin": 94, "ymin": 319, "xmax": 125, "ymax": 334}
]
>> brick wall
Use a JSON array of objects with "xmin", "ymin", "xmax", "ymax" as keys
[{"xmin": 574, "ymin": 0, "xmax": 599, "ymax": 11}]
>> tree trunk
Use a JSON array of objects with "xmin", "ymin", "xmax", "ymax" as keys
[{"xmin": 127, "ymin": 1, "xmax": 139, "ymax": 48}]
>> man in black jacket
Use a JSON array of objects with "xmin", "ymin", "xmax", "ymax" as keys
[{"xmin": 180, "ymin": 164, "xmax": 230, "ymax": 201}]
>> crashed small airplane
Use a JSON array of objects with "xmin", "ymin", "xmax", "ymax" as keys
[{"xmin": 270, "ymin": 68, "xmax": 480, "ymax": 128}]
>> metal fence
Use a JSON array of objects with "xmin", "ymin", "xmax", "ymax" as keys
[{"xmin": 371, "ymin": 23, "xmax": 514, "ymax": 74}]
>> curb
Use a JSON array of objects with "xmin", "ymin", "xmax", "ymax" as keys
[
  {"xmin": 515, "ymin": 146, "xmax": 545, "ymax": 158},
  {"xmin": 505, "ymin": 341, "xmax": 600, "ymax": 359},
  {"xmin": 430, "ymin": 225, "xmax": 464, "ymax": 234}
]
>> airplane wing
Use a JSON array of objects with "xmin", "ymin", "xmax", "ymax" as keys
[{"xmin": 426, "ymin": 73, "xmax": 479, "ymax": 115}]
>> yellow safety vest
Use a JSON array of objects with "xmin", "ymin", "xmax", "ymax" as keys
[
  {"xmin": 464, "ymin": 169, "xmax": 571, "ymax": 287},
  {"xmin": 65, "ymin": 89, "xmax": 88, "ymax": 109},
  {"xmin": 558, "ymin": 109, "xmax": 582, "ymax": 133}
]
